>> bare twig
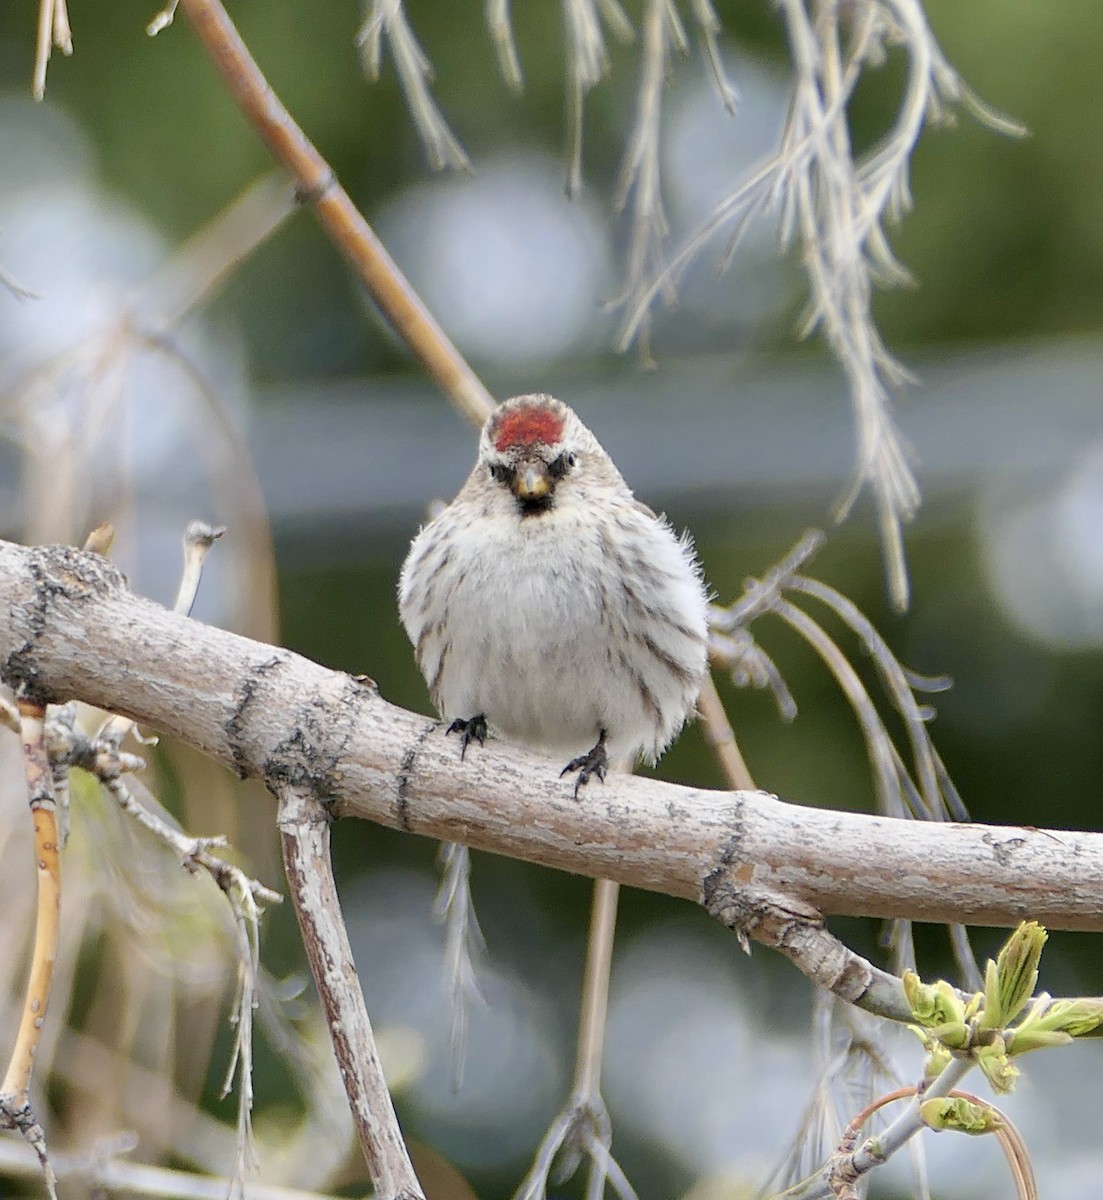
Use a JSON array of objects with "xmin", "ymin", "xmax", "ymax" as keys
[
  {"xmin": 786, "ymin": 574, "xmax": 957, "ymax": 819},
  {"xmin": 129, "ymin": 334, "xmax": 279, "ymax": 642},
  {"xmin": 703, "ymin": 878, "xmax": 919, "ymax": 1023},
  {"xmin": 82, "ymin": 522, "xmax": 116, "ymax": 556},
  {"xmin": 611, "ymin": 0, "xmax": 678, "ymax": 364},
  {"xmin": 32, "ymin": 0, "xmax": 73, "ymax": 100},
  {"xmin": 622, "ymin": 2, "xmax": 1023, "ymax": 611},
  {"xmin": 0, "ymin": 695, "xmax": 61, "ymax": 1198},
  {"xmin": 0, "ymin": 1135, "xmax": 354, "ymax": 1200},
  {"xmin": 92, "ymin": 753, "xmax": 257, "ymax": 872},
  {"xmin": 175, "ymin": 519, "xmax": 226, "ymax": 616},
  {"xmin": 704, "ymin": 536, "xmax": 947, "ymax": 1195},
  {"xmin": 0, "ymin": 261, "xmax": 39, "ymax": 301},
  {"xmin": 357, "ymin": 1, "xmax": 469, "ymax": 171},
  {"xmin": 517, "ymin": 1095, "xmax": 637, "ymax": 1200},
  {"xmin": 562, "ymin": 0, "xmax": 635, "ymax": 196},
  {"xmin": 5, "ymin": 702, "xmax": 59, "ymax": 1075},
  {"xmin": 218, "ymin": 871, "xmax": 264, "ymax": 1194},
  {"xmin": 516, "ymin": 879, "xmax": 636, "ymax": 1200},
  {"xmin": 137, "ymin": 172, "xmax": 297, "ymax": 332},
  {"xmin": 711, "ymin": 528, "xmax": 976, "ymax": 980},
  {"xmin": 575, "ymin": 878, "xmax": 618, "ymax": 1108},
  {"xmin": 695, "ymin": 673, "xmax": 756, "ymax": 792},
  {"xmin": 716, "ymin": 529, "xmax": 826, "ymax": 628},
  {"xmin": 687, "ymin": 0, "xmax": 737, "ymax": 113},
  {"xmin": 0, "ymin": 692, "xmax": 20, "ymax": 733},
  {"xmin": 82, "ymin": 736, "xmax": 279, "ymax": 1187},
  {"xmin": 170, "ymin": 0, "xmax": 495, "ymax": 427},
  {"xmin": 147, "ymin": 1, "xmax": 179, "ymax": 36},
  {"xmin": 765, "ymin": 992, "xmax": 931, "ymax": 1198},
  {"xmin": 773, "ymin": 1057, "xmax": 973, "ymax": 1200},
  {"xmin": 485, "ymin": 0, "xmax": 524, "ymax": 91},
  {"xmin": 67, "ymin": 521, "xmax": 275, "ymax": 1192},
  {"xmin": 277, "ymin": 785, "xmax": 424, "ymax": 1200},
  {"xmin": 94, "ymin": 518, "xmax": 223, "ymax": 743}
]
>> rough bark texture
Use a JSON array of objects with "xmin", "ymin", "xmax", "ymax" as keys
[
  {"xmin": 278, "ymin": 785, "xmax": 423, "ymax": 1199},
  {"xmin": 2, "ymin": 538, "xmax": 1102, "ymax": 931}
]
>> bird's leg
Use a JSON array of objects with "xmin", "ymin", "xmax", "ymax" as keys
[
  {"xmin": 560, "ymin": 729, "xmax": 608, "ymax": 798},
  {"xmin": 446, "ymin": 714, "xmax": 488, "ymax": 760}
]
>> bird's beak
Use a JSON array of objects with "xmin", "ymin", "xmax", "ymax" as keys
[{"xmin": 513, "ymin": 462, "xmax": 551, "ymax": 502}]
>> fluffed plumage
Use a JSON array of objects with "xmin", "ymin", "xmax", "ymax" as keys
[{"xmin": 399, "ymin": 394, "xmax": 710, "ymax": 788}]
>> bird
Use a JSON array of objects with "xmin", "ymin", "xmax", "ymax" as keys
[{"xmin": 398, "ymin": 393, "xmax": 710, "ymax": 792}]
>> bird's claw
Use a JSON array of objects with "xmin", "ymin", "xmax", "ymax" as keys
[
  {"xmin": 560, "ymin": 731, "xmax": 608, "ymax": 799},
  {"xmin": 446, "ymin": 714, "xmax": 488, "ymax": 761}
]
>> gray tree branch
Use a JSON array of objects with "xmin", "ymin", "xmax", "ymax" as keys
[
  {"xmin": 2, "ymin": 535, "xmax": 1100, "ymax": 937},
  {"xmin": 278, "ymin": 784, "xmax": 423, "ymax": 1200}
]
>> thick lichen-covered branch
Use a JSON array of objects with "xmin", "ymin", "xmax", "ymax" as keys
[{"xmin": 2, "ymin": 537, "xmax": 1102, "ymax": 940}]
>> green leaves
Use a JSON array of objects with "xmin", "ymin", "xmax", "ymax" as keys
[
  {"xmin": 1009, "ymin": 997, "xmax": 1103, "ymax": 1053},
  {"xmin": 979, "ymin": 921, "xmax": 1046, "ymax": 1031},
  {"xmin": 903, "ymin": 921, "xmax": 1103, "ymax": 1094},
  {"xmin": 920, "ymin": 1096, "xmax": 1004, "ymax": 1135}
]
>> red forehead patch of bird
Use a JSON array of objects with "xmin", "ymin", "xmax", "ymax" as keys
[{"xmin": 492, "ymin": 404, "xmax": 565, "ymax": 452}]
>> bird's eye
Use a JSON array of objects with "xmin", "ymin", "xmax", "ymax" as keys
[
  {"xmin": 489, "ymin": 462, "xmax": 514, "ymax": 486},
  {"xmin": 548, "ymin": 451, "xmax": 576, "ymax": 480}
]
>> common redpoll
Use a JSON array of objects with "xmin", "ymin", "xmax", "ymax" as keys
[{"xmin": 398, "ymin": 394, "xmax": 710, "ymax": 791}]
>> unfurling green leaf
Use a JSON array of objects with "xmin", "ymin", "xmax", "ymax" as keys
[
  {"xmin": 1023, "ymin": 997, "xmax": 1103, "ymax": 1039},
  {"xmin": 904, "ymin": 970, "xmax": 967, "ymax": 1029},
  {"xmin": 920, "ymin": 1096, "xmax": 1004, "ymax": 1135},
  {"xmin": 975, "ymin": 1036, "xmax": 1020, "ymax": 1093},
  {"xmin": 1007, "ymin": 1027, "xmax": 1073, "ymax": 1054},
  {"xmin": 920, "ymin": 1039, "xmax": 954, "ymax": 1080},
  {"xmin": 980, "ymin": 921, "xmax": 1047, "ymax": 1030}
]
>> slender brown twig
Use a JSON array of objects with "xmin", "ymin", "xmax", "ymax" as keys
[
  {"xmin": 171, "ymin": 0, "xmax": 495, "ymax": 428},
  {"xmin": 159, "ymin": 17, "xmax": 644, "ymax": 1196},
  {"xmin": 0, "ymin": 696, "xmax": 61, "ymax": 1197},
  {"xmin": 5, "ymin": 698, "xmax": 60, "ymax": 1099},
  {"xmin": 696, "ymin": 673, "xmax": 756, "ymax": 792}
]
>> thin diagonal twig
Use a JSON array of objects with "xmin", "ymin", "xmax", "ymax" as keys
[{"xmin": 168, "ymin": 0, "xmax": 495, "ymax": 427}]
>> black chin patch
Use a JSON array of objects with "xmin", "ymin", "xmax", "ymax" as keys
[{"xmin": 517, "ymin": 494, "xmax": 555, "ymax": 518}]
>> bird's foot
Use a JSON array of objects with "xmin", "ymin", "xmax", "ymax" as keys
[
  {"xmin": 560, "ymin": 731, "xmax": 608, "ymax": 799},
  {"xmin": 446, "ymin": 714, "xmax": 488, "ymax": 761}
]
